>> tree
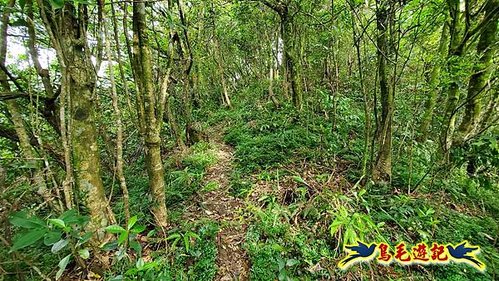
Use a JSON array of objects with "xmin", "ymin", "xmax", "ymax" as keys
[
  {"xmin": 456, "ymin": 0, "xmax": 499, "ymax": 143},
  {"xmin": 36, "ymin": 0, "xmax": 115, "ymax": 238},
  {"xmin": 257, "ymin": 0, "xmax": 303, "ymax": 109},
  {"xmin": 131, "ymin": 0, "xmax": 169, "ymax": 231},
  {"xmin": 441, "ymin": 0, "xmax": 499, "ymax": 157},
  {"xmin": 373, "ymin": 0, "xmax": 394, "ymax": 182}
]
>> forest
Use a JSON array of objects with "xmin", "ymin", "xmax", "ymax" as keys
[{"xmin": 0, "ymin": 0, "xmax": 498, "ymax": 280}]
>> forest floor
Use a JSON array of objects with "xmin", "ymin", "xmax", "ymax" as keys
[
  {"xmin": 3, "ymin": 104, "xmax": 496, "ymax": 281},
  {"xmin": 182, "ymin": 129, "xmax": 250, "ymax": 281}
]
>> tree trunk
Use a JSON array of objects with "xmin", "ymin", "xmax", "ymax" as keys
[
  {"xmin": 373, "ymin": 0, "xmax": 393, "ymax": 183},
  {"xmin": 212, "ymin": 31, "xmax": 231, "ymax": 108},
  {"xmin": 39, "ymin": 2, "xmax": 117, "ymax": 236},
  {"xmin": 1, "ymin": 0, "xmax": 60, "ymax": 211},
  {"xmin": 350, "ymin": 5, "xmax": 371, "ymax": 179},
  {"xmin": 104, "ymin": 9, "xmax": 130, "ymax": 222},
  {"xmin": 281, "ymin": 14, "xmax": 302, "ymax": 110},
  {"xmin": 418, "ymin": 23, "xmax": 449, "ymax": 142},
  {"xmin": 456, "ymin": 0, "xmax": 498, "ymax": 143},
  {"xmin": 441, "ymin": 0, "xmax": 464, "ymax": 158},
  {"xmin": 132, "ymin": 0, "xmax": 168, "ymax": 231}
]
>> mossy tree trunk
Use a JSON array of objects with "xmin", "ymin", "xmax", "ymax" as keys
[
  {"xmin": 260, "ymin": 0, "xmax": 302, "ymax": 110},
  {"xmin": 373, "ymin": 0, "xmax": 393, "ymax": 183},
  {"xmin": 440, "ymin": 0, "xmax": 464, "ymax": 159},
  {"xmin": 64, "ymin": 7, "xmax": 116, "ymax": 235},
  {"xmin": 1, "ymin": 0, "xmax": 60, "ymax": 211},
  {"xmin": 132, "ymin": 0, "xmax": 169, "ymax": 231},
  {"xmin": 35, "ymin": 1, "xmax": 115, "ymax": 237},
  {"xmin": 418, "ymin": 23, "xmax": 449, "ymax": 142},
  {"xmin": 456, "ymin": 0, "xmax": 498, "ymax": 143},
  {"xmin": 281, "ymin": 11, "xmax": 302, "ymax": 110}
]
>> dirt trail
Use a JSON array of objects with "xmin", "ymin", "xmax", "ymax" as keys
[{"xmin": 184, "ymin": 136, "xmax": 249, "ymax": 280}]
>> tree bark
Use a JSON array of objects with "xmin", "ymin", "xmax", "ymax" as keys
[
  {"xmin": 281, "ymin": 13, "xmax": 302, "ymax": 110},
  {"xmin": 418, "ymin": 23, "xmax": 449, "ymax": 142},
  {"xmin": 259, "ymin": 0, "xmax": 302, "ymax": 109},
  {"xmin": 104, "ymin": 7, "xmax": 130, "ymax": 222},
  {"xmin": 456, "ymin": 0, "xmax": 498, "ymax": 143},
  {"xmin": 373, "ymin": 0, "xmax": 393, "ymax": 183},
  {"xmin": 35, "ymin": 0, "xmax": 116, "ymax": 236},
  {"xmin": 441, "ymin": 0, "xmax": 464, "ymax": 158},
  {"xmin": 1, "ymin": 0, "xmax": 60, "ymax": 211},
  {"xmin": 132, "ymin": 0, "xmax": 169, "ymax": 231}
]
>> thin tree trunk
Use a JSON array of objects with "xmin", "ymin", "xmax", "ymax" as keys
[
  {"xmin": 213, "ymin": 33, "xmax": 231, "ymax": 107},
  {"xmin": 282, "ymin": 15, "xmax": 302, "ymax": 110},
  {"xmin": 110, "ymin": 2, "xmax": 134, "ymax": 116},
  {"xmin": 373, "ymin": 0, "xmax": 393, "ymax": 183},
  {"xmin": 350, "ymin": 5, "xmax": 371, "ymax": 179},
  {"xmin": 104, "ymin": 9, "xmax": 130, "ymax": 222},
  {"xmin": 418, "ymin": 23, "xmax": 449, "ymax": 142},
  {"xmin": 441, "ymin": 0, "xmax": 464, "ymax": 158},
  {"xmin": 1, "ymin": 0, "xmax": 59, "ymax": 211}
]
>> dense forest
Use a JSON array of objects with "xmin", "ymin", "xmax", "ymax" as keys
[{"xmin": 0, "ymin": 0, "xmax": 498, "ymax": 280}]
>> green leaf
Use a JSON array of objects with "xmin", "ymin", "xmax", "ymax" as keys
[
  {"xmin": 183, "ymin": 235, "xmax": 190, "ymax": 252},
  {"xmin": 105, "ymin": 225, "xmax": 126, "ymax": 234},
  {"xmin": 56, "ymin": 268, "xmax": 64, "ymax": 280},
  {"xmin": 19, "ymin": 0, "xmax": 26, "ymax": 10},
  {"xmin": 136, "ymin": 258, "xmax": 145, "ymax": 270},
  {"xmin": 101, "ymin": 241, "xmax": 118, "ymax": 251},
  {"xmin": 44, "ymin": 231, "xmax": 62, "ymax": 246},
  {"xmin": 78, "ymin": 232, "xmax": 93, "ymax": 245},
  {"xmin": 130, "ymin": 225, "xmax": 146, "ymax": 234},
  {"xmin": 278, "ymin": 258, "xmax": 285, "ymax": 271},
  {"xmin": 49, "ymin": 0, "xmax": 65, "ymax": 9},
  {"xmin": 286, "ymin": 259, "xmax": 299, "ymax": 267},
  {"xmin": 10, "ymin": 229, "xmax": 46, "ymax": 252},
  {"xmin": 129, "ymin": 240, "xmax": 142, "ymax": 255},
  {"xmin": 73, "ymin": 0, "xmax": 91, "ymax": 4},
  {"xmin": 117, "ymin": 231, "xmax": 128, "ymax": 245},
  {"xmin": 78, "ymin": 248, "xmax": 90, "ymax": 259},
  {"xmin": 60, "ymin": 210, "xmax": 88, "ymax": 226},
  {"xmin": 292, "ymin": 175, "xmax": 306, "ymax": 184},
  {"xmin": 9, "ymin": 212, "xmax": 45, "ymax": 229},
  {"xmin": 278, "ymin": 269, "xmax": 287, "ymax": 281},
  {"xmin": 51, "ymin": 239, "xmax": 69, "ymax": 253},
  {"xmin": 56, "ymin": 254, "xmax": 71, "ymax": 280},
  {"xmin": 146, "ymin": 229, "xmax": 156, "ymax": 237},
  {"xmin": 358, "ymin": 189, "xmax": 367, "ymax": 197},
  {"xmin": 185, "ymin": 231, "xmax": 200, "ymax": 240},
  {"xmin": 48, "ymin": 219, "xmax": 66, "ymax": 229},
  {"xmin": 127, "ymin": 216, "xmax": 138, "ymax": 230},
  {"xmin": 166, "ymin": 233, "xmax": 181, "ymax": 240},
  {"xmin": 109, "ymin": 275, "xmax": 124, "ymax": 281}
]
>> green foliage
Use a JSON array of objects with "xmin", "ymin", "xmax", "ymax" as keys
[
  {"xmin": 244, "ymin": 201, "xmax": 333, "ymax": 280},
  {"xmin": 166, "ymin": 141, "xmax": 216, "ymax": 210},
  {"xmin": 113, "ymin": 222, "xmax": 219, "ymax": 281},
  {"xmin": 329, "ymin": 205, "xmax": 380, "ymax": 247},
  {"xmin": 229, "ymin": 169, "xmax": 253, "ymax": 197},
  {"xmin": 166, "ymin": 230, "xmax": 200, "ymax": 253},
  {"xmin": 181, "ymin": 142, "xmax": 217, "ymax": 171},
  {"xmin": 166, "ymin": 167, "xmax": 203, "ymax": 207},
  {"xmin": 103, "ymin": 215, "xmax": 147, "ymax": 261},
  {"xmin": 9, "ymin": 210, "xmax": 91, "ymax": 280},
  {"xmin": 2, "ymin": 0, "xmax": 499, "ymax": 280}
]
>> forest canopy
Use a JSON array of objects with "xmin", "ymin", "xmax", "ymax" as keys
[{"xmin": 0, "ymin": 0, "xmax": 497, "ymax": 280}]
